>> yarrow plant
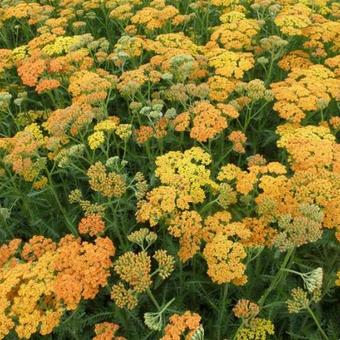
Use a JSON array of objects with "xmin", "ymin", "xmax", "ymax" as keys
[{"xmin": 0, "ymin": 0, "xmax": 339, "ymax": 339}]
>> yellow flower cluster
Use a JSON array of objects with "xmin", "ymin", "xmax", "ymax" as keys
[
  {"xmin": 41, "ymin": 36, "xmax": 81, "ymax": 56},
  {"xmin": 336, "ymin": 271, "xmax": 340, "ymax": 286},
  {"xmin": 154, "ymin": 147, "xmax": 217, "ymax": 203},
  {"xmin": 236, "ymin": 318, "xmax": 275, "ymax": 340},
  {"xmin": 0, "ymin": 124, "xmax": 45, "ymax": 182},
  {"xmin": 111, "ymin": 248, "xmax": 174, "ymax": 309},
  {"xmin": 208, "ymin": 12, "xmax": 261, "ymax": 51},
  {"xmin": 137, "ymin": 147, "xmax": 218, "ymax": 227},
  {"xmin": 87, "ymin": 161, "xmax": 127, "ymax": 198},
  {"xmin": 205, "ymin": 48, "xmax": 255, "ymax": 79},
  {"xmin": 114, "ymin": 251, "xmax": 152, "ymax": 292},
  {"xmin": 275, "ymin": 4, "xmax": 312, "ymax": 36},
  {"xmin": 136, "ymin": 186, "xmax": 177, "ymax": 226},
  {"xmin": 88, "ymin": 131, "xmax": 105, "ymax": 150}
]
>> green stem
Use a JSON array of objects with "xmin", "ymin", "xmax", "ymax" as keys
[
  {"xmin": 160, "ymin": 298, "xmax": 176, "ymax": 313},
  {"xmin": 146, "ymin": 288, "xmax": 161, "ymax": 311},
  {"xmin": 306, "ymin": 306, "xmax": 328, "ymax": 340},
  {"xmin": 281, "ymin": 268, "xmax": 303, "ymax": 277},
  {"xmin": 233, "ymin": 320, "xmax": 245, "ymax": 340},
  {"xmin": 258, "ymin": 248, "xmax": 295, "ymax": 307},
  {"xmin": 45, "ymin": 168, "xmax": 77, "ymax": 235},
  {"xmin": 217, "ymin": 283, "xmax": 228, "ymax": 340}
]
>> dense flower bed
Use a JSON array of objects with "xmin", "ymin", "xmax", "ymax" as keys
[{"xmin": 0, "ymin": 0, "xmax": 339, "ymax": 339}]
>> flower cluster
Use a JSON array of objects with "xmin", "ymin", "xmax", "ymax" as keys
[
  {"xmin": 87, "ymin": 161, "xmax": 127, "ymax": 198},
  {"xmin": 271, "ymin": 65, "xmax": 339, "ymax": 122},
  {"xmin": 111, "ymin": 241, "xmax": 174, "ymax": 310},
  {"xmin": 0, "ymin": 0, "xmax": 339, "ymax": 338},
  {"xmin": 93, "ymin": 322, "xmax": 126, "ymax": 340},
  {"xmin": 0, "ymin": 235, "xmax": 115, "ymax": 338},
  {"xmin": 161, "ymin": 311, "xmax": 202, "ymax": 340}
]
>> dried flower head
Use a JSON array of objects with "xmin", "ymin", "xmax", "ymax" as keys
[{"xmin": 233, "ymin": 299, "xmax": 260, "ymax": 320}]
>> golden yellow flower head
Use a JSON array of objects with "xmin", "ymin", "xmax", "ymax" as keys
[{"xmin": 88, "ymin": 131, "xmax": 105, "ymax": 150}]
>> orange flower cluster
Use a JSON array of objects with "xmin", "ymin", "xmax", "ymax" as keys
[
  {"xmin": 202, "ymin": 220, "xmax": 249, "ymax": 285},
  {"xmin": 271, "ymin": 65, "xmax": 340, "ymax": 122},
  {"xmin": 277, "ymin": 125, "xmax": 338, "ymax": 172},
  {"xmin": 131, "ymin": 2, "xmax": 189, "ymax": 31},
  {"xmin": 135, "ymin": 117, "xmax": 169, "ymax": 144},
  {"xmin": 54, "ymin": 236, "xmax": 115, "ymax": 310},
  {"xmin": 21, "ymin": 235, "xmax": 56, "ymax": 262},
  {"xmin": 233, "ymin": 299, "xmax": 260, "ymax": 320},
  {"xmin": 0, "ymin": 250, "xmax": 63, "ymax": 339},
  {"xmin": 174, "ymin": 101, "xmax": 228, "ymax": 142},
  {"xmin": 17, "ymin": 53, "xmax": 47, "ymax": 87},
  {"xmin": 0, "ymin": 238, "xmax": 21, "ymax": 267},
  {"xmin": 44, "ymin": 102, "xmax": 96, "ymax": 141},
  {"xmin": 0, "ymin": 235, "xmax": 115, "ymax": 338},
  {"xmin": 78, "ymin": 214, "xmax": 105, "ymax": 236},
  {"xmin": 278, "ymin": 50, "xmax": 313, "ymax": 72},
  {"xmin": 240, "ymin": 217, "xmax": 277, "ymax": 248},
  {"xmin": 168, "ymin": 210, "xmax": 203, "ymax": 262},
  {"xmin": 161, "ymin": 311, "xmax": 202, "ymax": 340},
  {"xmin": 228, "ymin": 130, "xmax": 247, "ymax": 153},
  {"xmin": 93, "ymin": 322, "xmax": 126, "ymax": 340},
  {"xmin": 36, "ymin": 78, "xmax": 61, "ymax": 94},
  {"xmin": 68, "ymin": 70, "xmax": 116, "ymax": 105},
  {"xmin": 1, "ymin": 2, "xmax": 53, "ymax": 25}
]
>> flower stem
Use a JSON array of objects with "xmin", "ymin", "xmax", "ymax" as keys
[
  {"xmin": 217, "ymin": 283, "xmax": 228, "ymax": 340},
  {"xmin": 45, "ymin": 167, "xmax": 77, "ymax": 235},
  {"xmin": 259, "ymin": 248, "xmax": 295, "ymax": 307},
  {"xmin": 146, "ymin": 288, "xmax": 161, "ymax": 311},
  {"xmin": 306, "ymin": 306, "xmax": 328, "ymax": 340}
]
